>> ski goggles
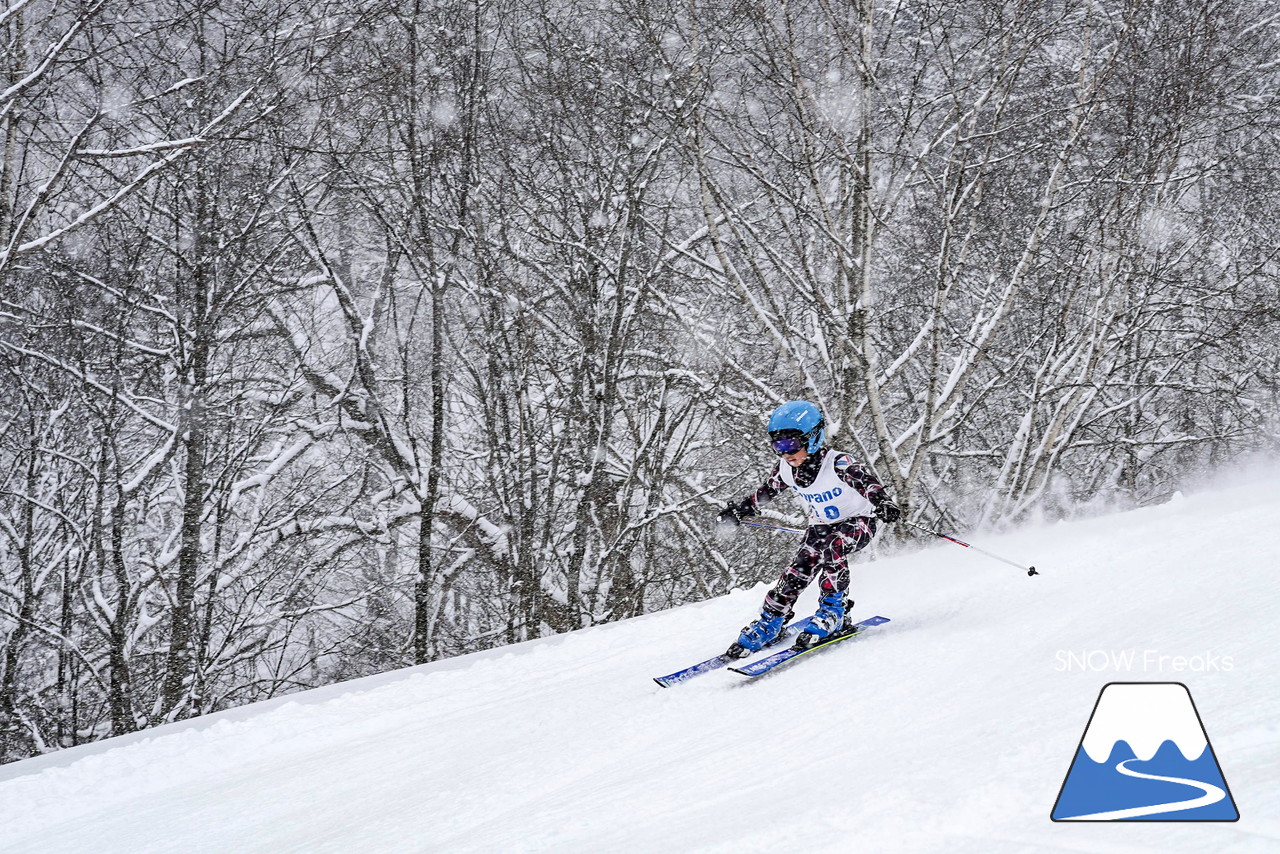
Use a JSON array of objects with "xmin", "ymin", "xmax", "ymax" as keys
[{"xmin": 769, "ymin": 432, "xmax": 806, "ymax": 455}]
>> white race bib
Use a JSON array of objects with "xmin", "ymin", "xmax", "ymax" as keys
[{"xmin": 778, "ymin": 451, "xmax": 877, "ymax": 524}]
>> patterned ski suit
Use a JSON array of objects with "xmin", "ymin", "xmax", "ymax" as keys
[{"xmin": 726, "ymin": 448, "xmax": 891, "ymax": 617}]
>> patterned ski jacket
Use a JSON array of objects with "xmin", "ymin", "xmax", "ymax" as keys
[{"xmin": 727, "ymin": 448, "xmax": 890, "ymax": 523}]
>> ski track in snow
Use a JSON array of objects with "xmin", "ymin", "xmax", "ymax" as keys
[
  {"xmin": 1058, "ymin": 758, "xmax": 1227, "ymax": 821},
  {"xmin": 1, "ymin": 473, "xmax": 1280, "ymax": 853}
]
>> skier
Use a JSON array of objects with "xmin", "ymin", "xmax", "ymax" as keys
[{"xmin": 717, "ymin": 400, "xmax": 900, "ymax": 657}]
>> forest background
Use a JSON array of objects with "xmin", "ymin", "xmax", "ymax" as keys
[{"xmin": 2, "ymin": 0, "xmax": 1277, "ymax": 762}]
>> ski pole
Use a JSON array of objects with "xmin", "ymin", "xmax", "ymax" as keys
[
  {"xmin": 903, "ymin": 520, "xmax": 1039, "ymax": 576},
  {"xmin": 741, "ymin": 520, "xmax": 804, "ymax": 535},
  {"xmin": 742, "ymin": 515, "xmax": 1039, "ymax": 577}
]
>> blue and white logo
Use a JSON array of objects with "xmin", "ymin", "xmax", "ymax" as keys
[{"xmin": 1051, "ymin": 682, "xmax": 1239, "ymax": 821}]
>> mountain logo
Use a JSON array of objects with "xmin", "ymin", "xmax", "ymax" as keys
[{"xmin": 1051, "ymin": 682, "xmax": 1239, "ymax": 821}]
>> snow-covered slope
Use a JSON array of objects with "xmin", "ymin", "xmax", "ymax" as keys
[{"xmin": 2, "ymin": 473, "xmax": 1279, "ymax": 853}]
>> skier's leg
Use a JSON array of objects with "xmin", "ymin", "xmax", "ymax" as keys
[
  {"xmin": 761, "ymin": 529, "xmax": 824, "ymax": 616},
  {"xmin": 727, "ymin": 532, "xmax": 823, "ymax": 656},
  {"xmin": 802, "ymin": 518, "xmax": 874, "ymax": 641}
]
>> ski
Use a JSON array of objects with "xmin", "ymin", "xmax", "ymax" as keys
[
  {"xmin": 729, "ymin": 615, "xmax": 891, "ymax": 678},
  {"xmin": 653, "ymin": 617, "xmax": 815, "ymax": 688}
]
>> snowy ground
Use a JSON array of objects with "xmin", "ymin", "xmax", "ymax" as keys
[{"xmin": 2, "ymin": 473, "xmax": 1278, "ymax": 853}]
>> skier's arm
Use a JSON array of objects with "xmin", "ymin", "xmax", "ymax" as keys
[
  {"xmin": 719, "ymin": 463, "xmax": 789, "ymax": 524},
  {"xmin": 833, "ymin": 455, "xmax": 901, "ymax": 521}
]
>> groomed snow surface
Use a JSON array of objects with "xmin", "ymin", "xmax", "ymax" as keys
[{"xmin": 2, "ymin": 473, "xmax": 1279, "ymax": 853}]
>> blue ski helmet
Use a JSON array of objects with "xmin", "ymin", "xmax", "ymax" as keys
[{"xmin": 767, "ymin": 400, "xmax": 825, "ymax": 454}]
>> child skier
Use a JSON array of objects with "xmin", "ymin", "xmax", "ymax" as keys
[{"xmin": 718, "ymin": 400, "xmax": 900, "ymax": 657}]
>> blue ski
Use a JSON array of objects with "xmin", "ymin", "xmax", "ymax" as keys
[
  {"xmin": 653, "ymin": 617, "xmax": 815, "ymax": 687},
  {"xmin": 729, "ymin": 615, "xmax": 891, "ymax": 678}
]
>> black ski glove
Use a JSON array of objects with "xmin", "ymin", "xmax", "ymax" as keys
[
  {"xmin": 717, "ymin": 503, "xmax": 744, "ymax": 529},
  {"xmin": 874, "ymin": 500, "xmax": 901, "ymax": 524}
]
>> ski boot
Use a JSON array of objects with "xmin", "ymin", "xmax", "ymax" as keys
[
  {"xmin": 795, "ymin": 593, "xmax": 853, "ymax": 649},
  {"xmin": 726, "ymin": 609, "xmax": 790, "ymax": 659}
]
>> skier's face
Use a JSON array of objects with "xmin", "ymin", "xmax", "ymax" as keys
[
  {"xmin": 781, "ymin": 447, "xmax": 808, "ymax": 468},
  {"xmin": 770, "ymin": 431, "xmax": 809, "ymax": 467}
]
